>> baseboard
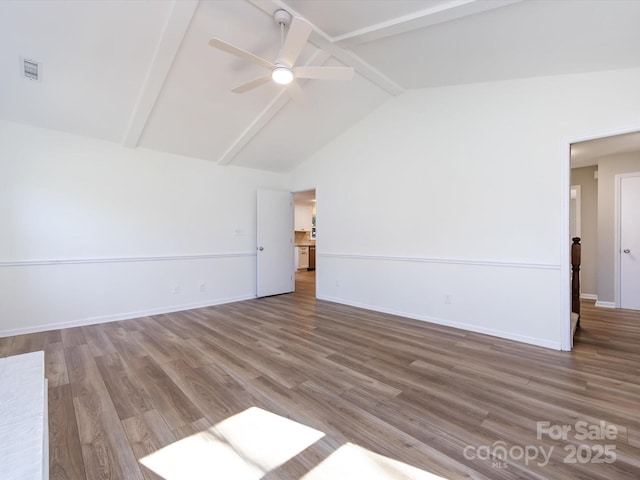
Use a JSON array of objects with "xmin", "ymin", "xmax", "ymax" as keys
[
  {"xmin": 580, "ymin": 293, "xmax": 597, "ymax": 300},
  {"xmin": 595, "ymin": 300, "xmax": 616, "ymax": 309},
  {"xmin": 317, "ymin": 295, "xmax": 562, "ymax": 350},
  {"xmin": 0, "ymin": 294, "xmax": 255, "ymax": 338}
]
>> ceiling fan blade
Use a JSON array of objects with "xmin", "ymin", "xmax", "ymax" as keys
[
  {"xmin": 231, "ymin": 74, "xmax": 272, "ymax": 94},
  {"xmin": 294, "ymin": 66, "xmax": 354, "ymax": 81},
  {"xmin": 287, "ymin": 81, "xmax": 306, "ymax": 105},
  {"xmin": 278, "ymin": 17, "xmax": 313, "ymax": 67},
  {"xmin": 209, "ymin": 38, "xmax": 274, "ymax": 71}
]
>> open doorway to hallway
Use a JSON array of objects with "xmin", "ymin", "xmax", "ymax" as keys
[
  {"xmin": 570, "ymin": 131, "xmax": 640, "ymax": 314},
  {"xmin": 293, "ymin": 189, "xmax": 316, "ymax": 295}
]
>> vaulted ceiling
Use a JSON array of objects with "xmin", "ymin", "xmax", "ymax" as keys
[{"xmin": 2, "ymin": 0, "xmax": 640, "ymax": 173}]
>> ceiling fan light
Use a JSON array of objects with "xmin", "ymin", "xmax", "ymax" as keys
[{"xmin": 272, "ymin": 66, "xmax": 294, "ymax": 85}]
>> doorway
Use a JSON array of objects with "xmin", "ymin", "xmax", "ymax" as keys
[
  {"xmin": 566, "ymin": 127, "xmax": 640, "ymax": 348},
  {"xmin": 293, "ymin": 189, "xmax": 316, "ymax": 295},
  {"xmin": 561, "ymin": 125, "xmax": 640, "ymax": 349}
]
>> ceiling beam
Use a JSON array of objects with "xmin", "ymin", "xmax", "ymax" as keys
[
  {"xmin": 247, "ymin": 0, "xmax": 521, "ymax": 96},
  {"xmin": 217, "ymin": 92, "xmax": 290, "ymax": 166},
  {"xmin": 122, "ymin": 0, "xmax": 198, "ymax": 147},
  {"xmin": 218, "ymin": 50, "xmax": 330, "ymax": 166},
  {"xmin": 307, "ymin": 31, "xmax": 404, "ymax": 96},
  {"xmin": 333, "ymin": 0, "xmax": 523, "ymax": 47}
]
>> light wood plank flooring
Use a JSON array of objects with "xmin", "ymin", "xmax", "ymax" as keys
[{"xmin": 1, "ymin": 271, "xmax": 639, "ymax": 479}]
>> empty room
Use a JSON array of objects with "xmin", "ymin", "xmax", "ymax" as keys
[{"xmin": 1, "ymin": 1, "xmax": 639, "ymax": 479}]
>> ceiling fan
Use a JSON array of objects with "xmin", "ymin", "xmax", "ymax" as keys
[{"xmin": 208, "ymin": 9, "xmax": 354, "ymax": 101}]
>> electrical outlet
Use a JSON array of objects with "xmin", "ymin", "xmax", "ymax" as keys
[{"xmin": 200, "ymin": 283, "xmax": 206, "ymax": 292}]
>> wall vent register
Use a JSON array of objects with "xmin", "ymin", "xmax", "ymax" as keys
[{"xmin": 22, "ymin": 58, "xmax": 41, "ymax": 81}]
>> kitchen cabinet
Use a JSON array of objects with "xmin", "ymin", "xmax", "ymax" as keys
[
  {"xmin": 298, "ymin": 246, "xmax": 309, "ymax": 269},
  {"xmin": 295, "ymin": 205, "xmax": 313, "ymax": 232}
]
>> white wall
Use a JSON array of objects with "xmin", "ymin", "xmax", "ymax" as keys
[
  {"xmin": 290, "ymin": 68, "xmax": 640, "ymax": 350},
  {"xmin": 0, "ymin": 120, "xmax": 287, "ymax": 336}
]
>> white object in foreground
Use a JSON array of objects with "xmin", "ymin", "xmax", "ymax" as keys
[{"xmin": 0, "ymin": 351, "xmax": 48, "ymax": 480}]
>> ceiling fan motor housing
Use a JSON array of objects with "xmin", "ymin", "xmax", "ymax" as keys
[{"xmin": 273, "ymin": 9, "xmax": 292, "ymax": 27}]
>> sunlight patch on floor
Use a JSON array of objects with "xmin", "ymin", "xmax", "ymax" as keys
[
  {"xmin": 301, "ymin": 443, "xmax": 446, "ymax": 480},
  {"xmin": 140, "ymin": 406, "xmax": 447, "ymax": 479},
  {"xmin": 140, "ymin": 407, "xmax": 324, "ymax": 480}
]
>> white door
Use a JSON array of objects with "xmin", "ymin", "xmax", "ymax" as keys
[
  {"xmin": 620, "ymin": 174, "xmax": 640, "ymax": 310},
  {"xmin": 257, "ymin": 188, "xmax": 294, "ymax": 297}
]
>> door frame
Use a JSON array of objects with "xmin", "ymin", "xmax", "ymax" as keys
[
  {"xmin": 615, "ymin": 172, "xmax": 640, "ymax": 308},
  {"xmin": 562, "ymin": 122, "xmax": 640, "ymax": 350}
]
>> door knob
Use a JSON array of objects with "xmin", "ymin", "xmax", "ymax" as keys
[
  {"xmin": 258, "ymin": 247, "xmax": 264, "ymax": 251},
  {"xmin": 623, "ymin": 249, "xmax": 631, "ymax": 254}
]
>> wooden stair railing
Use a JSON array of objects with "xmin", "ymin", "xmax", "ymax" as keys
[{"xmin": 571, "ymin": 237, "xmax": 581, "ymax": 328}]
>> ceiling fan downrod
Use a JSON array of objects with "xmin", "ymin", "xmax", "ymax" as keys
[
  {"xmin": 274, "ymin": 9, "xmax": 292, "ymax": 50},
  {"xmin": 272, "ymin": 9, "xmax": 294, "ymax": 84}
]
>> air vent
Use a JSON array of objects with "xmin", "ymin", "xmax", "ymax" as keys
[{"xmin": 22, "ymin": 58, "xmax": 41, "ymax": 81}]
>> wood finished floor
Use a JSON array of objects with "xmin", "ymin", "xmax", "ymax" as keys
[{"xmin": 1, "ymin": 271, "xmax": 639, "ymax": 479}]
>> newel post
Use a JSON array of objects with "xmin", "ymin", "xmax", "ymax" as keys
[{"xmin": 571, "ymin": 237, "xmax": 581, "ymax": 317}]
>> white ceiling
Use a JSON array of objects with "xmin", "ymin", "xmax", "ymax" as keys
[{"xmin": 2, "ymin": 0, "xmax": 640, "ymax": 173}]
